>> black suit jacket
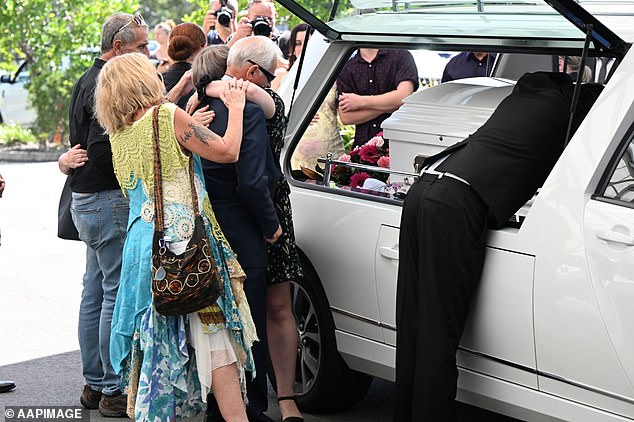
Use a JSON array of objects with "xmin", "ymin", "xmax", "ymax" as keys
[
  {"xmin": 201, "ymin": 98, "xmax": 281, "ymax": 268},
  {"xmin": 438, "ymin": 72, "xmax": 601, "ymax": 228}
]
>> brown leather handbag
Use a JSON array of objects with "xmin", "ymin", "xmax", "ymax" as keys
[{"xmin": 150, "ymin": 105, "xmax": 222, "ymax": 316}]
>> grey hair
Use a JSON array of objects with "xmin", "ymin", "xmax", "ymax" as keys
[
  {"xmin": 101, "ymin": 12, "xmax": 148, "ymax": 53},
  {"xmin": 227, "ymin": 36, "xmax": 281, "ymax": 75},
  {"xmin": 192, "ymin": 45, "xmax": 230, "ymax": 86}
]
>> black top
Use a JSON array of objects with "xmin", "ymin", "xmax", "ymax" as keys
[
  {"xmin": 162, "ymin": 62, "xmax": 193, "ymax": 110},
  {"xmin": 437, "ymin": 72, "xmax": 600, "ymax": 228},
  {"xmin": 68, "ymin": 58, "xmax": 120, "ymax": 193}
]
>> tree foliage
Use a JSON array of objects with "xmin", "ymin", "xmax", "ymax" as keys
[
  {"xmin": 0, "ymin": 0, "xmax": 343, "ymax": 143},
  {"xmin": 0, "ymin": 0, "xmax": 137, "ymax": 143}
]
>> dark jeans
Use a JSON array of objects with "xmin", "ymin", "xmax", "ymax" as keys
[{"xmin": 394, "ymin": 174, "xmax": 488, "ymax": 421}]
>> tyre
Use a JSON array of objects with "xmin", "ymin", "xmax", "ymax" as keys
[{"xmin": 291, "ymin": 251, "xmax": 373, "ymax": 413}]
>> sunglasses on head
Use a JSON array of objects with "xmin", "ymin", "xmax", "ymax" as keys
[
  {"xmin": 111, "ymin": 13, "xmax": 146, "ymax": 45},
  {"xmin": 247, "ymin": 59, "xmax": 275, "ymax": 83}
]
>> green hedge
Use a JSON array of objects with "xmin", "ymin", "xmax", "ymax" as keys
[{"xmin": 0, "ymin": 123, "xmax": 38, "ymax": 145}]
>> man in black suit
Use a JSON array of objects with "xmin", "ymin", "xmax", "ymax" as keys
[
  {"xmin": 201, "ymin": 39, "xmax": 282, "ymax": 422},
  {"xmin": 394, "ymin": 72, "xmax": 602, "ymax": 421}
]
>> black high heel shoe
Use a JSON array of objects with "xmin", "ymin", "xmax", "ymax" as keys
[{"xmin": 277, "ymin": 396, "xmax": 304, "ymax": 422}]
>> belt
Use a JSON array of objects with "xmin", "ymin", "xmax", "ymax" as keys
[{"xmin": 420, "ymin": 169, "xmax": 470, "ymax": 186}]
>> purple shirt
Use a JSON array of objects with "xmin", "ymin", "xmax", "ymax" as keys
[{"xmin": 337, "ymin": 49, "xmax": 418, "ymax": 146}]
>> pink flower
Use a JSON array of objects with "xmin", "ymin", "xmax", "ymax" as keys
[
  {"xmin": 367, "ymin": 136, "xmax": 384, "ymax": 148},
  {"xmin": 338, "ymin": 154, "xmax": 351, "ymax": 162},
  {"xmin": 359, "ymin": 144, "xmax": 380, "ymax": 164},
  {"xmin": 377, "ymin": 156, "xmax": 390, "ymax": 168},
  {"xmin": 349, "ymin": 172, "xmax": 371, "ymax": 188}
]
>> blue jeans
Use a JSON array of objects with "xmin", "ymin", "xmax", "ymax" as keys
[{"xmin": 71, "ymin": 189, "xmax": 129, "ymax": 395}]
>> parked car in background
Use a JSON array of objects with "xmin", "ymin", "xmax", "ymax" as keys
[
  {"xmin": 275, "ymin": 0, "xmax": 634, "ymax": 420},
  {"xmin": 0, "ymin": 61, "xmax": 36, "ymax": 127}
]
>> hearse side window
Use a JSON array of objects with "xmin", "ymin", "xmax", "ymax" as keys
[
  {"xmin": 602, "ymin": 135, "xmax": 634, "ymax": 204},
  {"xmin": 288, "ymin": 48, "xmax": 448, "ymax": 196}
]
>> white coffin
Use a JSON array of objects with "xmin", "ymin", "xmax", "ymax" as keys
[{"xmin": 382, "ymin": 77, "xmax": 515, "ymax": 182}]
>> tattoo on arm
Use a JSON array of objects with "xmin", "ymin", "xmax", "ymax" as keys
[
  {"xmin": 188, "ymin": 123, "xmax": 220, "ymax": 146},
  {"xmin": 180, "ymin": 130, "xmax": 193, "ymax": 144}
]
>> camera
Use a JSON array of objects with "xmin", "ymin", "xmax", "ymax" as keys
[
  {"xmin": 251, "ymin": 16, "xmax": 272, "ymax": 37},
  {"xmin": 213, "ymin": 7, "xmax": 233, "ymax": 27}
]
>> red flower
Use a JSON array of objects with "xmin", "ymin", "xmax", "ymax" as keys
[
  {"xmin": 349, "ymin": 172, "xmax": 371, "ymax": 188},
  {"xmin": 359, "ymin": 144, "xmax": 381, "ymax": 164}
]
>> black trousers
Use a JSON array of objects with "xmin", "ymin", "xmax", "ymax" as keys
[
  {"xmin": 242, "ymin": 266, "xmax": 270, "ymax": 420},
  {"xmin": 394, "ymin": 174, "xmax": 488, "ymax": 421}
]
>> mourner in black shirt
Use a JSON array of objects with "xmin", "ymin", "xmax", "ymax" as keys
[{"xmin": 395, "ymin": 72, "xmax": 603, "ymax": 421}]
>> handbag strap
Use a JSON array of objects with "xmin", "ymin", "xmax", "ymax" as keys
[{"xmin": 152, "ymin": 105, "xmax": 200, "ymax": 235}]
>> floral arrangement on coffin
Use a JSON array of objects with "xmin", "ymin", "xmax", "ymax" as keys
[{"xmin": 330, "ymin": 132, "xmax": 390, "ymax": 187}]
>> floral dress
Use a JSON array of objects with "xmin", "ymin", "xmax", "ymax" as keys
[
  {"xmin": 109, "ymin": 103, "xmax": 257, "ymax": 421},
  {"xmin": 264, "ymin": 88, "xmax": 304, "ymax": 285}
]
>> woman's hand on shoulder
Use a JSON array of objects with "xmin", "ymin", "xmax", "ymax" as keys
[
  {"xmin": 192, "ymin": 105, "xmax": 215, "ymax": 127},
  {"xmin": 221, "ymin": 78, "xmax": 248, "ymax": 111}
]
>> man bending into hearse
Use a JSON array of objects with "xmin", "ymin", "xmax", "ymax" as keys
[{"xmin": 395, "ymin": 71, "xmax": 603, "ymax": 421}]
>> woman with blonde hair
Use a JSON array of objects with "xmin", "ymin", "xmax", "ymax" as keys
[{"xmin": 95, "ymin": 52, "xmax": 256, "ymax": 422}]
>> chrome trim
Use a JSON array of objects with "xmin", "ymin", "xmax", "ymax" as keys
[
  {"xmin": 330, "ymin": 306, "xmax": 396, "ymax": 331},
  {"xmin": 458, "ymin": 346, "xmax": 537, "ymax": 374},
  {"xmin": 319, "ymin": 154, "xmax": 419, "ymax": 186},
  {"xmin": 459, "ymin": 347, "xmax": 634, "ymax": 406},
  {"xmin": 537, "ymin": 370, "xmax": 634, "ymax": 406}
]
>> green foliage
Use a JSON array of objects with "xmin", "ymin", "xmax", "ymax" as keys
[
  {"xmin": 340, "ymin": 124, "xmax": 355, "ymax": 153},
  {"xmin": 139, "ymin": 0, "xmax": 199, "ymax": 26},
  {"xmin": 182, "ymin": 0, "xmax": 210, "ymax": 29},
  {"xmin": 0, "ymin": 0, "xmax": 137, "ymax": 143},
  {"xmin": 0, "ymin": 0, "xmax": 339, "ymax": 145},
  {"xmin": 0, "ymin": 123, "xmax": 38, "ymax": 145}
]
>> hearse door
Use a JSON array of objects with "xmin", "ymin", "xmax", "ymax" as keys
[
  {"xmin": 375, "ymin": 224, "xmax": 400, "ymax": 345},
  {"xmin": 583, "ymin": 138, "xmax": 634, "ymax": 403}
]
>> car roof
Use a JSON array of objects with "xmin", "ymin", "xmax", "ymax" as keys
[{"xmin": 277, "ymin": 0, "xmax": 633, "ymax": 58}]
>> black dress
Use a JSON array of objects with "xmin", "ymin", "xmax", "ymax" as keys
[{"xmin": 264, "ymin": 88, "xmax": 304, "ymax": 285}]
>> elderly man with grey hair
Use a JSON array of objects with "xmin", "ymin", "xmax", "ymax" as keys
[
  {"xmin": 199, "ymin": 36, "xmax": 283, "ymax": 422},
  {"xmin": 58, "ymin": 11, "xmax": 149, "ymax": 418}
]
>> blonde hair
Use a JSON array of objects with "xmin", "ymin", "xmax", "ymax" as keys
[{"xmin": 95, "ymin": 53, "xmax": 165, "ymax": 134}]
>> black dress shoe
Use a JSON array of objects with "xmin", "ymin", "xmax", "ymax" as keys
[{"xmin": 0, "ymin": 381, "xmax": 16, "ymax": 393}]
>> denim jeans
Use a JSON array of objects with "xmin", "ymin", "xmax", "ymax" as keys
[{"xmin": 71, "ymin": 189, "xmax": 129, "ymax": 395}]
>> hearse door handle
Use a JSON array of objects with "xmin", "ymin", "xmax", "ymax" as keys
[
  {"xmin": 596, "ymin": 229, "xmax": 634, "ymax": 246},
  {"xmin": 379, "ymin": 246, "xmax": 399, "ymax": 260}
]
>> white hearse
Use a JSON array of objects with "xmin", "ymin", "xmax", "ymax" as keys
[{"xmin": 276, "ymin": 1, "xmax": 634, "ymax": 420}]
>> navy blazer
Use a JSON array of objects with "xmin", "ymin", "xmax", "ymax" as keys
[{"xmin": 201, "ymin": 98, "xmax": 281, "ymax": 268}]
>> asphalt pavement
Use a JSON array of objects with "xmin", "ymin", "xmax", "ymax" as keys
[{"xmin": 0, "ymin": 162, "xmax": 516, "ymax": 422}]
